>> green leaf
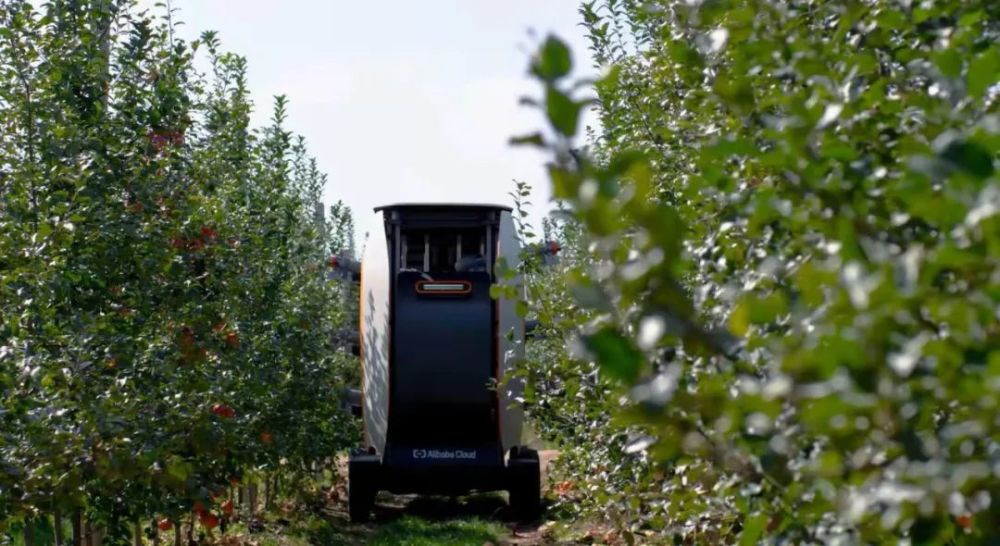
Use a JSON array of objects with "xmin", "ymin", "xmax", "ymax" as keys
[
  {"xmin": 509, "ymin": 132, "xmax": 546, "ymax": 147},
  {"xmin": 585, "ymin": 327, "xmax": 643, "ymax": 383},
  {"xmin": 967, "ymin": 46, "xmax": 999, "ymax": 98},
  {"xmin": 729, "ymin": 292, "xmax": 788, "ymax": 336},
  {"xmin": 705, "ymin": 137, "xmax": 754, "ymax": 159},
  {"xmin": 957, "ymin": 10, "xmax": 984, "ymax": 29},
  {"xmin": 489, "ymin": 284, "xmax": 504, "ymax": 299},
  {"xmin": 531, "ymin": 35, "xmax": 573, "ymax": 82},
  {"xmin": 595, "ymin": 63, "xmax": 621, "ymax": 96},
  {"xmin": 729, "ymin": 302, "xmax": 750, "ymax": 337},
  {"xmin": 940, "ymin": 139, "xmax": 995, "ymax": 179},
  {"xmin": 739, "ymin": 513, "xmax": 768, "ymax": 546},
  {"xmin": 933, "ymin": 49, "xmax": 962, "ymax": 79},
  {"xmin": 545, "ymin": 86, "xmax": 582, "ymax": 137},
  {"xmin": 749, "ymin": 292, "xmax": 789, "ymax": 324},
  {"xmin": 713, "ymin": 76, "xmax": 755, "ymax": 111},
  {"xmin": 667, "ymin": 41, "xmax": 703, "ymax": 69},
  {"xmin": 549, "ymin": 165, "xmax": 583, "ymax": 199},
  {"xmin": 515, "ymin": 299, "xmax": 529, "ymax": 318},
  {"xmin": 166, "ymin": 456, "xmax": 192, "ymax": 482}
]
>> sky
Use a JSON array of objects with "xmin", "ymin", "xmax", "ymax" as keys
[{"xmin": 150, "ymin": 0, "xmax": 598, "ymax": 247}]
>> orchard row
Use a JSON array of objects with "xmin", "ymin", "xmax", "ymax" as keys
[{"xmin": 0, "ymin": 2, "xmax": 357, "ymax": 543}]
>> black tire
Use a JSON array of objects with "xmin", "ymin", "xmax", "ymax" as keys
[
  {"xmin": 348, "ymin": 454, "xmax": 377, "ymax": 523},
  {"xmin": 508, "ymin": 447, "xmax": 541, "ymax": 521}
]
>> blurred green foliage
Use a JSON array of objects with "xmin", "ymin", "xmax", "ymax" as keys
[{"xmin": 513, "ymin": 0, "xmax": 999, "ymax": 543}]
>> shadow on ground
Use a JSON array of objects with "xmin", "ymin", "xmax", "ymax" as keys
[
  {"xmin": 313, "ymin": 450, "xmax": 558, "ymax": 545},
  {"xmin": 312, "ymin": 492, "xmax": 526, "ymax": 545},
  {"xmin": 312, "ymin": 489, "xmax": 557, "ymax": 545},
  {"xmin": 375, "ymin": 491, "xmax": 510, "ymax": 521}
]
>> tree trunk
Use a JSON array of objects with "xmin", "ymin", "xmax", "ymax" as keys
[
  {"xmin": 151, "ymin": 520, "xmax": 160, "ymax": 546},
  {"xmin": 133, "ymin": 521, "xmax": 142, "ymax": 546},
  {"xmin": 55, "ymin": 510, "xmax": 66, "ymax": 546},
  {"xmin": 173, "ymin": 522, "xmax": 181, "ymax": 546},
  {"xmin": 263, "ymin": 476, "xmax": 272, "ymax": 511},
  {"xmin": 84, "ymin": 521, "xmax": 104, "ymax": 546},
  {"xmin": 23, "ymin": 518, "xmax": 35, "ymax": 546},
  {"xmin": 71, "ymin": 511, "xmax": 83, "ymax": 546}
]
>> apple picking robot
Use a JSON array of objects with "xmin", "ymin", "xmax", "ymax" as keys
[{"xmin": 328, "ymin": 203, "xmax": 559, "ymax": 522}]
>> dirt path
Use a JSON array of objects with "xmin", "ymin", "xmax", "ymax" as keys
[{"xmin": 323, "ymin": 450, "xmax": 561, "ymax": 545}]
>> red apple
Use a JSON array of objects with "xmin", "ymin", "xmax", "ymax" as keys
[
  {"xmin": 198, "ymin": 512, "xmax": 219, "ymax": 530},
  {"xmin": 211, "ymin": 403, "xmax": 235, "ymax": 419}
]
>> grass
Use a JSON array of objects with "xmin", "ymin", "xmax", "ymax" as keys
[
  {"xmin": 302, "ymin": 513, "xmax": 504, "ymax": 546},
  {"xmin": 316, "ymin": 516, "xmax": 504, "ymax": 546},
  {"xmin": 300, "ymin": 494, "xmax": 509, "ymax": 546},
  {"xmin": 370, "ymin": 516, "xmax": 503, "ymax": 546}
]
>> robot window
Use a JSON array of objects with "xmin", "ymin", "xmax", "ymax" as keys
[{"xmin": 400, "ymin": 228, "xmax": 488, "ymax": 274}]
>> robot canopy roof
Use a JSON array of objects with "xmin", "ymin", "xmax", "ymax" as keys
[{"xmin": 373, "ymin": 203, "xmax": 513, "ymax": 213}]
